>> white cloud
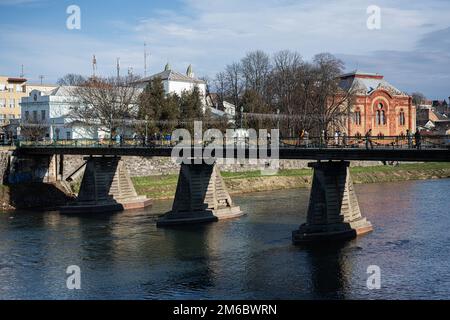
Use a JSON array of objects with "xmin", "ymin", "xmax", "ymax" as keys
[{"xmin": 1, "ymin": 0, "xmax": 449, "ymax": 98}]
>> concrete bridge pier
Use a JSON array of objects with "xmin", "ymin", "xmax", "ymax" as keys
[
  {"xmin": 157, "ymin": 162, "xmax": 243, "ymax": 227},
  {"xmin": 60, "ymin": 156, "xmax": 151, "ymax": 214},
  {"xmin": 293, "ymin": 161, "xmax": 373, "ymax": 244}
]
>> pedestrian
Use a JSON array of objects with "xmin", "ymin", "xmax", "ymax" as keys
[
  {"xmin": 365, "ymin": 129, "xmax": 374, "ymax": 150},
  {"xmin": 406, "ymin": 129, "xmax": 412, "ymax": 149},
  {"xmin": 298, "ymin": 129, "xmax": 304, "ymax": 146},
  {"xmin": 304, "ymin": 130, "xmax": 309, "ymax": 148},
  {"xmin": 415, "ymin": 129, "xmax": 422, "ymax": 150},
  {"xmin": 342, "ymin": 132, "xmax": 347, "ymax": 147}
]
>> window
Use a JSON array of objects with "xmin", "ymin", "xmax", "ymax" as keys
[
  {"xmin": 399, "ymin": 109, "xmax": 405, "ymax": 126},
  {"xmin": 41, "ymin": 110, "xmax": 46, "ymax": 121},
  {"xmin": 33, "ymin": 110, "xmax": 38, "ymax": 122},
  {"xmin": 354, "ymin": 110, "xmax": 362, "ymax": 125},
  {"xmin": 376, "ymin": 103, "xmax": 387, "ymax": 125},
  {"xmin": 25, "ymin": 111, "xmax": 29, "ymax": 121},
  {"xmin": 66, "ymin": 132, "xmax": 71, "ymax": 140},
  {"xmin": 9, "ymin": 99, "xmax": 15, "ymax": 108},
  {"xmin": 0, "ymin": 99, "xmax": 5, "ymax": 108},
  {"xmin": 7, "ymin": 84, "xmax": 14, "ymax": 92}
]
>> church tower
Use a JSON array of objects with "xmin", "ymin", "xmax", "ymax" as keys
[{"xmin": 186, "ymin": 64, "xmax": 194, "ymax": 78}]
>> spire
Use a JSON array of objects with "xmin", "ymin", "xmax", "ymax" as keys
[
  {"xmin": 164, "ymin": 63, "xmax": 171, "ymax": 72},
  {"xmin": 186, "ymin": 64, "xmax": 194, "ymax": 78}
]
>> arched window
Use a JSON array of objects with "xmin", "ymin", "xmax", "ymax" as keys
[{"xmin": 376, "ymin": 102, "xmax": 387, "ymax": 126}]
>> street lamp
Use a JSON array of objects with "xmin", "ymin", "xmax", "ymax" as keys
[
  {"xmin": 145, "ymin": 115, "xmax": 149, "ymax": 146},
  {"xmin": 276, "ymin": 108, "xmax": 280, "ymax": 131},
  {"xmin": 240, "ymin": 106, "xmax": 244, "ymax": 129}
]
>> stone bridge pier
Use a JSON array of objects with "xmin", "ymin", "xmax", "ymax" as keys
[
  {"xmin": 157, "ymin": 162, "xmax": 243, "ymax": 227},
  {"xmin": 293, "ymin": 161, "xmax": 373, "ymax": 244},
  {"xmin": 60, "ymin": 156, "xmax": 151, "ymax": 214}
]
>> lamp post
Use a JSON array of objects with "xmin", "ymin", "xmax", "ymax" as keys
[
  {"xmin": 145, "ymin": 115, "xmax": 149, "ymax": 146},
  {"xmin": 276, "ymin": 108, "xmax": 280, "ymax": 132},
  {"xmin": 240, "ymin": 106, "xmax": 244, "ymax": 129}
]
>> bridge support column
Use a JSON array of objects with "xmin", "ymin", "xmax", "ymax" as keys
[
  {"xmin": 157, "ymin": 162, "xmax": 243, "ymax": 227},
  {"xmin": 292, "ymin": 161, "xmax": 373, "ymax": 244},
  {"xmin": 60, "ymin": 156, "xmax": 151, "ymax": 214}
]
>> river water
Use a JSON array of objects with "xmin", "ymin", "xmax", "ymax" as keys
[{"xmin": 0, "ymin": 179, "xmax": 449, "ymax": 300}]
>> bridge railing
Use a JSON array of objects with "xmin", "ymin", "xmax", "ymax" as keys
[
  {"xmin": 280, "ymin": 135, "xmax": 450, "ymax": 150},
  {"xmin": 16, "ymin": 135, "xmax": 450, "ymax": 150}
]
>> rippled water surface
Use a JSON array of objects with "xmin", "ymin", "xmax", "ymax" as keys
[{"xmin": 1, "ymin": 179, "xmax": 450, "ymax": 300}]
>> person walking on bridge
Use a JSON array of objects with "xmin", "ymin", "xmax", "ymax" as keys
[
  {"xmin": 406, "ymin": 129, "xmax": 413, "ymax": 149},
  {"xmin": 365, "ymin": 129, "xmax": 374, "ymax": 150},
  {"xmin": 415, "ymin": 129, "xmax": 422, "ymax": 150}
]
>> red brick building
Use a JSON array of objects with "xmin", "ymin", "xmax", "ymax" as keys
[{"xmin": 339, "ymin": 71, "xmax": 416, "ymax": 137}]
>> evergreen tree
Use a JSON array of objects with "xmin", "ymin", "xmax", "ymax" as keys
[
  {"xmin": 138, "ymin": 77, "xmax": 166, "ymax": 134},
  {"xmin": 179, "ymin": 86, "xmax": 204, "ymax": 133},
  {"xmin": 160, "ymin": 93, "xmax": 180, "ymax": 134}
]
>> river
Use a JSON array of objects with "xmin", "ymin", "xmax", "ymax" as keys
[{"xmin": 0, "ymin": 179, "xmax": 449, "ymax": 300}]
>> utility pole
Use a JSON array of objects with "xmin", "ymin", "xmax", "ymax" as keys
[
  {"xmin": 39, "ymin": 75, "xmax": 45, "ymax": 85},
  {"xmin": 92, "ymin": 55, "xmax": 97, "ymax": 78},
  {"xmin": 116, "ymin": 57, "xmax": 120, "ymax": 79},
  {"xmin": 144, "ymin": 42, "xmax": 150, "ymax": 77}
]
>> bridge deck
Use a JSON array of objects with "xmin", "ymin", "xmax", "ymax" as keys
[{"xmin": 15, "ymin": 145, "xmax": 450, "ymax": 162}]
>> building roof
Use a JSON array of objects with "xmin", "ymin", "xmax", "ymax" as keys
[
  {"xmin": 7, "ymin": 77, "xmax": 27, "ymax": 83},
  {"xmin": 137, "ymin": 66, "xmax": 206, "ymax": 85},
  {"xmin": 41, "ymin": 86, "xmax": 77, "ymax": 96},
  {"xmin": 26, "ymin": 83, "xmax": 58, "ymax": 87},
  {"xmin": 339, "ymin": 70, "xmax": 408, "ymax": 97}
]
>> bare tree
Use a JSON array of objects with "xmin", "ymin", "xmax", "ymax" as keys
[
  {"xmin": 269, "ymin": 50, "xmax": 303, "ymax": 135},
  {"xmin": 303, "ymin": 53, "xmax": 354, "ymax": 136},
  {"xmin": 57, "ymin": 74, "xmax": 86, "ymax": 86},
  {"xmin": 225, "ymin": 62, "xmax": 244, "ymax": 108},
  {"xmin": 213, "ymin": 71, "xmax": 227, "ymax": 103},
  {"xmin": 20, "ymin": 121, "xmax": 48, "ymax": 141},
  {"xmin": 69, "ymin": 75, "xmax": 141, "ymax": 138},
  {"xmin": 411, "ymin": 92, "xmax": 427, "ymax": 106},
  {"xmin": 241, "ymin": 50, "xmax": 271, "ymax": 97}
]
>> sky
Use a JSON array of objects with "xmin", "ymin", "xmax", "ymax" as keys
[{"xmin": 0, "ymin": 0, "xmax": 449, "ymax": 99}]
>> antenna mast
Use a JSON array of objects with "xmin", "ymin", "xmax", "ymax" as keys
[
  {"xmin": 39, "ymin": 75, "xmax": 45, "ymax": 85},
  {"xmin": 92, "ymin": 55, "xmax": 97, "ymax": 77},
  {"xmin": 117, "ymin": 57, "xmax": 121, "ymax": 79},
  {"xmin": 144, "ymin": 42, "xmax": 150, "ymax": 77},
  {"xmin": 20, "ymin": 65, "xmax": 24, "ymax": 78}
]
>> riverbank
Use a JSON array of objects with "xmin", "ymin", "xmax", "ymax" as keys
[{"xmin": 132, "ymin": 162, "xmax": 450, "ymax": 200}]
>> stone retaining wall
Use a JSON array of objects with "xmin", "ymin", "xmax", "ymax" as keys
[{"xmin": 61, "ymin": 155, "xmax": 383, "ymax": 178}]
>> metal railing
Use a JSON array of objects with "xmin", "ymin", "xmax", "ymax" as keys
[{"xmin": 16, "ymin": 135, "xmax": 450, "ymax": 150}]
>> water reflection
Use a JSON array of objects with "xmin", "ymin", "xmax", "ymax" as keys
[
  {"xmin": 0, "ymin": 179, "xmax": 449, "ymax": 299},
  {"xmin": 303, "ymin": 243, "xmax": 351, "ymax": 300}
]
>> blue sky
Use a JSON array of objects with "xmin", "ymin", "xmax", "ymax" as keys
[{"xmin": 1, "ymin": 0, "xmax": 449, "ymax": 99}]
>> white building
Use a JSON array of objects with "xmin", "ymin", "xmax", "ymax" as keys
[
  {"xmin": 20, "ymin": 86, "xmax": 100, "ymax": 140},
  {"xmin": 136, "ymin": 64, "xmax": 208, "ymax": 108},
  {"xmin": 25, "ymin": 83, "xmax": 58, "ymax": 95},
  {"xmin": 205, "ymin": 93, "xmax": 236, "ymax": 123},
  {"xmin": 137, "ymin": 64, "xmax": 236, "ymax": 120}
]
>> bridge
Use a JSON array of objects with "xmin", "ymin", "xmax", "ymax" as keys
[{"xmin": 12, "ymin": 135, "xmax": 450, "ymax": 245}]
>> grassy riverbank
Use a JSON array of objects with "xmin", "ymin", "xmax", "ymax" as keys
[{"xmin": 132, "ymin": 162, "xmax": 450, "ymax": 200}]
